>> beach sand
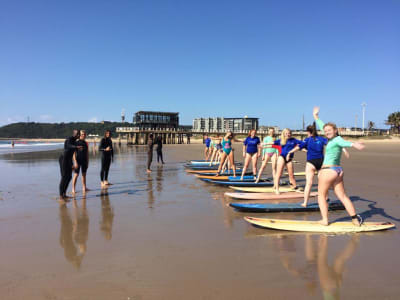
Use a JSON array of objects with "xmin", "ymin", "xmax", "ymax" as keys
[{"xmin": 0, "ymin": 141, "xmax": 399, "ymax": 299}]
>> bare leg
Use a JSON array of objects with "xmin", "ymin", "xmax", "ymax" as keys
[
  {"xmin": 273, "ymin": 156, "xmax": 286, "ymax": 194},
  {"xmin": 81, "ymin": 173, "xmax": 87, "ymax": 193},
  {"xmin": 271, "ymin": 153, "xmax": 277, "ymax": 182},
  {"xmin": 332, "ymin": 173, "xmax": 359, "ymax": 226},
  {"xmin": 228, "ymin": 151, "xmax": 236, "ymax": 177},
  {"xmin": 255, "ymin": 155, "xmax": 270, "ymax": 183},
  {"xmin": 302, "ymin": 163, "xmax": 316, "ymax": 207},
  {"xmin": 318, "ymin": 169, "xmax": 337, "ymax": 225},
  {"xmin": 251, "ymin": 153, "xmax": 258, "ymax": 177},
  {"xmin": 72, "ymin": 173, "xmax": 78, "ymax": 195},
  {"xmin": 286, "ymin": 161, "xmax": 297, "ymax": 188},
  {"xmin": 216, "ymin": 152, "xmax": 227, "ymax": 176},
  {"xmin": 241, "ymin": 153, "xmax": 252, "ymax": 180}
]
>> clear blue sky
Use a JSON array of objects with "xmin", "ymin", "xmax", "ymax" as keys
[{"xmin": 1, "ymin": 0, "xmax": 399, "ymax": 129}]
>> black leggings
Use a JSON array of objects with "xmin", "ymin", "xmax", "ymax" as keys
[
  {"xmin": 101, "ymin": 155, "xmax": 111, "ymax": 181},
  {"xmin": 157, "ymin": 149, "xmax": 163, "ymax": 163},
  {"xmin": 59, "ymin": 155, "xmax": 73, "ymax": 196}
]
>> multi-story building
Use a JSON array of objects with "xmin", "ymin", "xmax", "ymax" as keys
[
  {"xmin": 193, "ymin": 116, "xmax": 258, "ymax": 132},
  {"xmin": 133, "ymin": 111, "xmax": 179, "ymax": 129}
]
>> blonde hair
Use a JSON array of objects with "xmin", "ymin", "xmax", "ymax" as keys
[{"xmin": 280, "ymin": 128, "xmax": 291, "ymax": 145}]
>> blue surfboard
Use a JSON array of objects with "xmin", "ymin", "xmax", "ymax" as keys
[
  {"xmin": 229, "ymin": 201, "xmax": 345, "ymax": 212},
  {"xmin": 200, "ymin": 178, "xmax": 278, "ymax": 187}
]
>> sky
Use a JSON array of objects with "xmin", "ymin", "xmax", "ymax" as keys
[{"xmin": 1, "ymin": 0, "xmax": 399, "ymax": 129}]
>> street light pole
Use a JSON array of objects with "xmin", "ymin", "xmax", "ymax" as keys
[{"xmin": 362, "ymin": 102, "xmax": 367, "ymax": 134}]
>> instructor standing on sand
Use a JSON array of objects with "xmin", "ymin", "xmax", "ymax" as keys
[{"xmin": 59, "ymin": 129, "xmax": 82, "ymax": 202}]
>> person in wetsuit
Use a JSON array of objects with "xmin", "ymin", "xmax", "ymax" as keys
[
  {"xmin": 99, "ymin": 130, "xmax": 113, "ymax": 187},
  {"xmin": 147, "ymin": 133, "xmax": 154, "ymax": 173},
  {"xmin": 59, "ymin": 130, "xmax": 81, "ymax": 202},
  {"xmin": 155, "ymin": 135, "xmax": 164, "ymax": 164},
  {"xmin": 72, "ymin": 130, "xmax": 90, "ymax": 195}
]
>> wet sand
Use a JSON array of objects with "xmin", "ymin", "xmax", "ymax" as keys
[{"xmin": 0, "ymin": 142, "xmax": 400, "ymax": 299}]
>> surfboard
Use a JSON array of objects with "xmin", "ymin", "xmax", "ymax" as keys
[
  {"xmin": 225, "ymin": 191, "xmax": 317, "ymax": 200},
  {"xmin": 200, "ymin": 178, "xmax": 280, "ymax": 187},
  {"xmin": 196, "ymin": 175, "xmax": 256, "ymax": 181},
  {"xmin": 230, "ymin": 201, "xmax": 344, "ymax": 212},
  {"xmin": 229, "ymin": 186, "xmax": 296, "ymax": 193},
  {"xmin": 244, "ymin": 217, "xmax": 395, "ymax": 233},
  {"xmin": 186, "ymin": 169, "xmax": 249, "ymax": 175}
]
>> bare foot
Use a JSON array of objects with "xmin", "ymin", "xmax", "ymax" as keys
[
  {"xmin": 274, "ymin": 188, "xmax": 280, "ymax": 195},
  {"xmin": 318, "ymin": 219, "xmax": 329, "ymax": 226},
  {"xmin": 240, "ymin": 177, "xmax": 243, "ymax": 181},
  {"xmin": 71, "ymin": 190, "xmax": 76, "ymax": 195},
  {"xmin": 146, "ymin": 169, "xmax": 152, "ymax": 173},
  {"xmin": 301, "ymin": 202, "xmax": 307, "ymax": 208},
  {"xmin": 255, "ymin": 178, "xmax": 260, "ymax": 184},
  {"xmin": 58, "ymin": 196, "xmax": 69, "ymax": 204},
  {"xmin": 352, "ymin": 216, "xmax": 362, "ymax": 226}
]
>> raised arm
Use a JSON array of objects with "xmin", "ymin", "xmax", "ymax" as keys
[{"xmin": 313, "ymin": 106, "xmax": 325, "ymax": 131}]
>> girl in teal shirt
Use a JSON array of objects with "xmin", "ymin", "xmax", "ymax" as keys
[
  {"xmin": 255, "ymin": 128, "xmax": 278, "ymax": 183},
  {"xmin": 313, "ymin": 107, "xmax": 365, "ymax": 226}
]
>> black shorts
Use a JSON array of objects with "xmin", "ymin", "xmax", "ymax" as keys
[
  {"xmin": 280, "ymin": 154, "xmax": 293, "ymax": 164},
  {"xmin": 307, "ymin": 158, "xmax": 323, "ymax": 170},
  {"xmin": 74, "ymin": 162, "xmax": 88, "ymax": 174}
]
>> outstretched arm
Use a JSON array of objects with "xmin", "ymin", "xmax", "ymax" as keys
[{"xmin": 313, "ymin": 106, "xmax": 325, "ymax": 130}]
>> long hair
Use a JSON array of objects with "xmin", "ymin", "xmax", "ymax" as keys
[
  {"xmin": 306, "ymin": 122, "xmax": 318, "ymax": 139},
  {"xmin": 280, "ymin": 128, "xmax": 291, "ymax": 146}
]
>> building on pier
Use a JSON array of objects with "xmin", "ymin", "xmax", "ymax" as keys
[{"xmin": 133, "ymin": 111, "xmax": 179, "ymax": 129}]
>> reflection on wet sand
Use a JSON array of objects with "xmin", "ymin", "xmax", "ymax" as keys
[
  {"xmin": 59, "ymin": 198, "xmax": 89, "ymax": 269},
  {"xmin": 273, "ymin": 234, "xmax": 359, "ymax": 300},
  {"xmin": 100, "ymin": 189, "xmax": 114, "ymax": 240}
]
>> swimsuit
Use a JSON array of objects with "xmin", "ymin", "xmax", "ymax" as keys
[
  {"xmin": 222, "ymin": 138, "xmax": 232, "ymax": 155},
  {"xmin": 274, "ymin": 138, "xmax": 302, "ymax": 163},
  {"xmin": 299, "ymin": 136, "xmax": 328, "ymax": 170}
]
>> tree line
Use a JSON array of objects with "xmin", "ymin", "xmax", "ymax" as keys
[{"xmin": 0, "ymin": 122, "xmax": 127, "ymax": 138}]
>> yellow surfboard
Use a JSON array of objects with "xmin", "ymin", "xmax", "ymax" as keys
[
  {"xmin": 229, "ymin": 186, "xmax": 295, "ymax": 193},
  {"xmin": 244, "ymin": 217, "xmax": 395, "ymax": 233}
]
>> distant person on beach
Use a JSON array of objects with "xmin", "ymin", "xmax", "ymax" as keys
[
  {"xmin": 99, "ymin": 130, "xmax": 113, "ymax": 187},
  {"xmin": 155, "ymin": 136, "xmax": 164, "ymax": 164},
  {"xmin": 59, "ymin": 130, "xmax": 82, "ymax": 202},
  {"xmin": 240, "ymin": 129, "xmax": 261, "ymax": 180},
  {"xmin": 204, "ymin": 135, "xmax": 211, "ymax": 160},
  {"xmin": 255, "ymin": 128, "xmax": 278, "ymax": 183},
  {"xmin": 147, "ymin": 133, "xmax": 154, "ymax": 173},
  {"xmin": 11, "ymin": 140, "xmax": 15, "ymax": 148},
  {"xmin": 313, "ymin": 106, "xmax": 365, "ymax": 226},
  {"xmin": 71, "ymin": 130, "xmax": 90, "ymax": 195}
]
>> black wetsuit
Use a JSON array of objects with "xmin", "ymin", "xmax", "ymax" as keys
[
  {"xmin": 147, "ymin": 138, "xmax": 154, "ymax": 170},
  {"xmin": 156, "ymin": 137, "xmax": 164, "ymax": 163},
  {"xmin": 59, "ymin": 136, "xmax": 78, "ymax": 196},
  {"xmin": 99, "ymin": 137, "xmax": 113, "ymax": 181},
  {"xmin": 75, "ymin": 140, "xmax": 89, "ymax": 174}
]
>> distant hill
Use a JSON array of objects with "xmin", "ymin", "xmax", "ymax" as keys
[{"xmin": 0, "ymin": 122, "xmax": 128, "ymax": 138}]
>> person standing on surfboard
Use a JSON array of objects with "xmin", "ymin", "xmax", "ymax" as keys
[
  {"xmin": 288, "ymin": 124, "xmax": 350, "ymax": 207},
  {"xmin": 313, "ymin": 106, "xmax": 364, "ymax": 226},
  {"xmin": 264, "ymin": 129, "xmax": 302, "ymax": 194},
  {"xmin": 215, "ymin": 131, "xmax": 236, "ymax": 177},
  {"xmin": 240, "ymin": 129, "xmax": 261, "ymax": 180},
  {"xmin": 255, "ymin": 128, "xmax": 279, "ymax": 183},
  {"xmin": 204, "ymin": 135, "xmax": 211, "ymax": 160}
]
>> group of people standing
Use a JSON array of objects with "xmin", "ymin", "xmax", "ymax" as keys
[
  {"xmin": 203, "ymin": 107, "xmax": 365, "ymax": 226},
  {"xmin": 58, "ymin": 129, "xmax": 114, "ymax": 202}
]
